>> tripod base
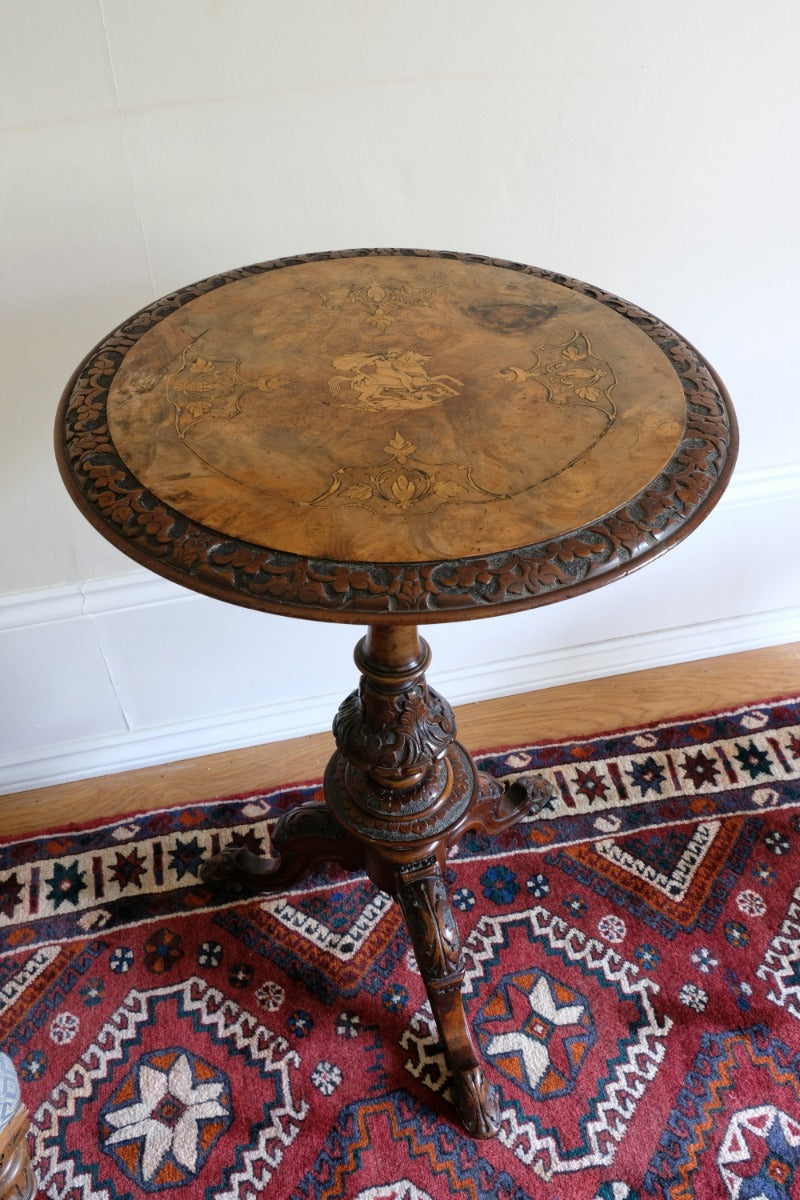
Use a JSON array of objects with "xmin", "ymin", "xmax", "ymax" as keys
[{"xmin": 202, "ymin": 626, "xmax": 553, "ymax": 1138}]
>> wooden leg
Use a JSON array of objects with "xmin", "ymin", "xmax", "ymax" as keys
[
  {"xmin": 201, "ymin": 802, "xmax": 366, "ymax": 894},
  {"xmin": 396, "ymin": 857, "xmax": 501, "ymax": 1139}
]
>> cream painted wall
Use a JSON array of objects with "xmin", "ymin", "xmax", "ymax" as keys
[{"xmin": 1, "ymin": 1, "xmax": 799, "ymax": 791}]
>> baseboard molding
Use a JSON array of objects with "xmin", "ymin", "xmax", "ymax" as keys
[
  {"xmin": 3, "ymin": 601, "xmax": 800, "ymax": 795},
  {"xmin": 0, "ymin": 686, "xmax": 344, "ymax": 797},
  {"xmin": 0, "ymin": 571, "xmax": 189, "ymax": 631}
]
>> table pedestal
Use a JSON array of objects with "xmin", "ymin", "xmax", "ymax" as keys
[{"xmin": 202, "ymin": 625, "xmax": 552, "ymax": 1137}]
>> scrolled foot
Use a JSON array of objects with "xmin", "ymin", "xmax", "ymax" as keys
[
  {"xmin": 469, "ymin": 771, "xmax": 554, "ymax": 837},
  {"xmin": 200, "ymin": 844, "xmax": 282, "ymax": 896},
  {"xmin": 201, "ymin": 801, "xmax": 366, "ymax": 897},
  {"xmin": 499, "ymin": 774, "xmax": 554, "ymax": 822},
  {"xmin": 450, "ymin": 1067, "xmax": 501, "ymax": 1139}
]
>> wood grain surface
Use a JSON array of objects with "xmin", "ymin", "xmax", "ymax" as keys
[{"xmin": 107, "ymin": 256, "xmax": 685, "ymax": 561}]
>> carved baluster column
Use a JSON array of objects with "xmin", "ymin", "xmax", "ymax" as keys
[
  {"xmin": 325, "ymin": 624, "xmax": 473, "ymax": 892},
  {"xmin": 329, "ymin": 626, "xmax": 501, "ymax": 1136},
  {"xmin": 332, "ymin": 625, "xmax": 456, "ymax": 793}
]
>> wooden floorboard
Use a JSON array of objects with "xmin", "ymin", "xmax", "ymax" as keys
[{"xmin": 4, "ymin": 642, "xmax": 799, "ymax": 837}]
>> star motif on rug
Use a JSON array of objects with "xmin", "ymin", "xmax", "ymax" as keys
[
  {"xmin": 100, "ymin": 1048, "xmax": 232, "ymax": 1190},
  {"xmin": 44, "ymin": 860, "xmax": 87, "ymax": 909},
  {"xmin": 732, "ymin": 740, "xmax": 774, "ymax": 780},
  {"xmin": 108, "ymin": 847, "xmax": 148, "ymax": 890},
  {"xmin": 475, "ymin": 969, "xmax": 596, "ymax": 1099},
  {"xmin": 626, "ymin": 755, "xmax": 667, "ymax": 797},
  {"xmin": 680, "ymin": 748, "xmax": 721, "ymax": 789}
]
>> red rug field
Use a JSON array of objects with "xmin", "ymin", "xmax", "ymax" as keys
[{"xmin": 2, "ymin": 696, "xmax": 800, "ymax": 1198}]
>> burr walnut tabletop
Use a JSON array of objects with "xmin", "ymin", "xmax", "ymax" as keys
[{"xmin": 56, "ymin": 249, "xmax": 737, "ymax": 1138}]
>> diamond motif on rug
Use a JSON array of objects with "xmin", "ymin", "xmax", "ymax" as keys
[
  {"xmin": 474, "ymin": 968, "xmax": 595, "ymax": 1100},
  {"xmin": 291, "ymin": 1090, "xmax": 533, "ymax": 1199},
  {"xmin": 546, "ymin": 814, "xmax": 758, "ymax": 938},
  {"xmin": 34, "ymin": 976, "xmax": 308, "ymax": 1197},
  {"xmin": 401, "ymin": 905, "xmax": 671, "ymax": 1180},
  {"xmin": 214, "ymin": 881, "xmax": 405, "ymax": 1000},
  {"xmin": 644, "ymin": 1026, "xmax": 800, "ymax": 1198}
]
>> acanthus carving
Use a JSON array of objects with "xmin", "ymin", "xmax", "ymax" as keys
[
  {"xmin": 58, "ymin": 250, "xmax": 736, "ymax": 621},
  {"xmin": 333, "ymin": 678, "xmax": 455, "ymax": 780},
  {"xmin": 396, "ymin": 857, "xmax": 502, "ymax": 1139},
  {"xmin": 450, "ymin": 1069, "xmax": 502, "ymax": 1140}
]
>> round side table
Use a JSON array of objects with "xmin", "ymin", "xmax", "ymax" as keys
[{"xmin": 56, "ymin": 249, "xmax": 737, "ymax": 1136}]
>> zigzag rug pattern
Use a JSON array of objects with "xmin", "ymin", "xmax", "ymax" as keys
[{"xmin": 2, "ymin": 697, "xmax": 800, "ymax": 1198}]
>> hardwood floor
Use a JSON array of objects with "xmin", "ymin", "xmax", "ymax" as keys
[{"xmin": 4, "ymin": 642, "xmax": 799, "ymax": 838}]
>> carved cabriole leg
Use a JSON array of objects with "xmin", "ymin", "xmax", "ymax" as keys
[
  {"xmin": 200, "ymin": 802, "xmax": 366, "ymax": 895},
  {"xmin": 396, "ymin": 856, "xmax": 500, "ymax": 1139}
]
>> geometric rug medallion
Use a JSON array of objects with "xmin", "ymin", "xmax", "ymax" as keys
[
  {"xmin": 34, "ymin": 977, "xmax": 307, "ymax": 1197},
  {"xmin": 402, "ymin": 905, "xmax": 672, "ymax": 1179}
]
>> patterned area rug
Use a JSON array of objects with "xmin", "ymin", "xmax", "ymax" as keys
[{"xmin": 3, "ymin": 697, "xmax": 800, "ymax": 1199}]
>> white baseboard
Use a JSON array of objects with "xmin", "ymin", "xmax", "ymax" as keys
[
  {"xmin": 0, "ymin": 570, "xmax": 190, "ymax": 630},
  {"xmin": 2, "ymin": 601, "xmax": 799, "ymax": 795},
  {"xmin": 0, "ymin": 684, "xmax": 344, "ymax": 796},
  {"xmin": 1, "ymin": 462, "xmax": 799, "ymax": 795},
  {"xmin": 438, "ymin": 604, "xmax": 800, "ymax": 704}
]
